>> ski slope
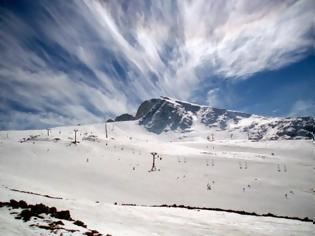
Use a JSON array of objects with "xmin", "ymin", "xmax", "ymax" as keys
[{"xmin": 0, "ymin": 120, "xmax": 314, "ymax": 235}]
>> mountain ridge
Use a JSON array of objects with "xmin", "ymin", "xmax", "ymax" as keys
[{"xmin": 113, "ymin": 96, "xmax": 315, "ymax": 141}]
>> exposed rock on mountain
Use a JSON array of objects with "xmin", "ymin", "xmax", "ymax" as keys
[
  {"xmin": 138, "ymin": 97, "xmax": 197, "ymax": 133},
  {"xmin": 114, "ymin": 113, "xmax": 135, "ymax": 122},
  {"xmin": 115, "ymin": 96, "xmax": 315, "ymax": 141},
  {"xmin": 136, "ymin": 97, "xmax": 315, "ymax": 140}
]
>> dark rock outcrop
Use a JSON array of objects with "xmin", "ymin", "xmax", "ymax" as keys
[
  {"xmin": 114, "ymin": 113, "xmax": 135, "ymax": 122},
  {"xmin": 9, "ymin": 199, "xmax": 20, "ymax": 208},
  {"xmin": 54, "ymin": 210, "xmax": 72, "ymax": 220},
  {"xmin": 135, "ymin": 98, "xmax": 160, "ymax": 119},
  {"xmin": 74, "ymin": 220, "xmax": 87, "ymax": 228},
  {"xmin": 1, "ymin": 199, "xmax": 110, "ymax": 235},
  {"xmin": 18, "ymin": 200, "xmax": 28, "ymax": 208},
  {"xmin": 30, "ymin": 203, "xmax": 50, "ymax": 215},
  {"xmin": 200, "ymin": 107, "xmax": 251, "ymax": 129},
  {"xmin": 138, "ymin": 98, "xmax": 195, "ymax": 133},
  {"xmin": 19, "ymin": 209, "xmax": 32, "ymax": 221}
]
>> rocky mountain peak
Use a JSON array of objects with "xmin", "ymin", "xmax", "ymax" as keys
[{"xmin": 113, "ymin": 97, "xmax": 315, "ymax": 141}]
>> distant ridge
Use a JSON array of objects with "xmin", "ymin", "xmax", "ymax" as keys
[{"xmin": 113, "ymin": 97, "xmax": 315, "ymax": 141}]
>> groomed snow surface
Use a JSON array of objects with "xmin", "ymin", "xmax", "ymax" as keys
[{"xmin": 0, "ymin": 121, "xmax": 314, "ymax": 235}]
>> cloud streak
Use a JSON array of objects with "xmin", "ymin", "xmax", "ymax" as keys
[{"xmin": 0, "ymin": 0, "xmax": 314, "ymax": 129}]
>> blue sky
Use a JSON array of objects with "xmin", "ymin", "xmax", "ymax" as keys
[{"xmin": 0, "ymin": 0, "xmax": 314, "ymax": 130}]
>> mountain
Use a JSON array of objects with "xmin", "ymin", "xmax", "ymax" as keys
[
  {"xmin": 115, "ymin": 113, "xmax": 135, "ymax": 122},
  {"xmin": 114, "ymin": 96, "xmax": 315, "ymax": 141},
  {"xmin": 1, "ymin": 101, "xmax": 315, "ymax": 236},
  {"xmin": 2, "ymin": 113, "xmax": 315, "ymax": 234}
]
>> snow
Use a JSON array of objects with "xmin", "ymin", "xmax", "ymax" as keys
[
  {"xmin": 0, "ymin": 120, "xmax": 314, "ymax": 235},
  {"xmin": 1, "ymin": 198, "xmax": 314, "ymax": 236}
]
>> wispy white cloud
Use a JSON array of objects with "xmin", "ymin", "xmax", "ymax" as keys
[
  {"xmin": 0, "ymin": 0, "xmax": 314, "ymax": 129},
  {"xmin": 289, "ymin": 100, "xmax": 315, "ymax": 117},
  {"xmin": 206, "ymin": 88, "xmax": 221, "ymax": 107}
]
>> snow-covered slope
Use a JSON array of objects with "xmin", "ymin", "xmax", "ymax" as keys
[
  {"xmin": 0, "ymin": 119, "xmax": 314, "ymax": 235},
  {"xmin": 131, "ymin": 97, "xmax": 315, "ymax": 141}
]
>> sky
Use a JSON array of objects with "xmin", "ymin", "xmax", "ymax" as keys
[{"xmin": 0, "ymin": 0, "xmax": 314, "ymax": 130}]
